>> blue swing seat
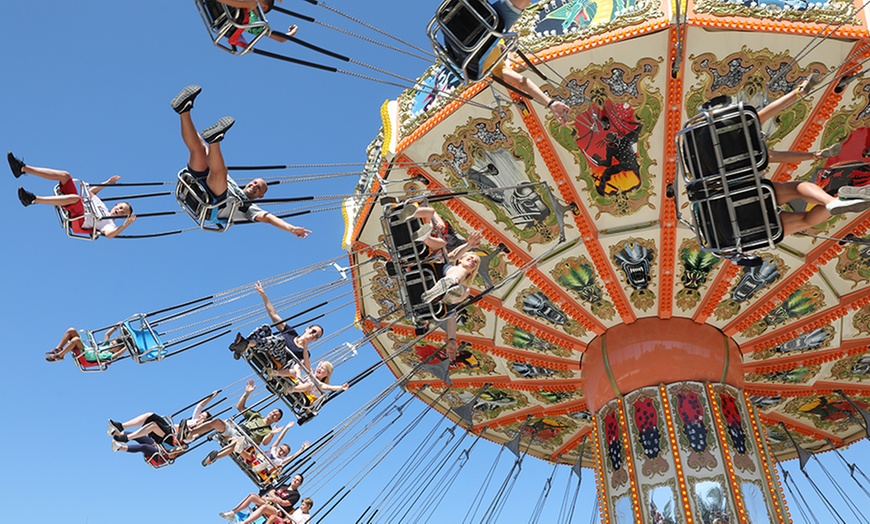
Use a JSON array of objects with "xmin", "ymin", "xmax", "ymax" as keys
[{"xmin": 121, "ymin": 314, "xmax": 167, "ymax": 363}]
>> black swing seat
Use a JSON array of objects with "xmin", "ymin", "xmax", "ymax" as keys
[
  {"xmin": 176, "ymin": 168, "xmax": 241, "ymax": 232},
  {"xmin": 195, "ymin": 0, "xmax": 271, "ymax": 56},
  {"xmin": 676, "ymin": 100, "xmax": 783, "ymax": 261},
  {"xmin": 680, "ymin": 98, "xmax": 769, "ymax": 183},
  {"xmin": 244, "ymin": 345, "xmax": 327, "ymax": 424},
  {"xmin": 381, "ymin": 202, "xmax": 451, "ymax": 327},
  {"xmin": 426, "ymin": 0, "xmax": 520, "ymax": 83}
]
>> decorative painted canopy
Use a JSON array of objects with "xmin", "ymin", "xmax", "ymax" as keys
[{"xmin": 346, "ymin": 0, "xmax": 870, "ymax": 467}]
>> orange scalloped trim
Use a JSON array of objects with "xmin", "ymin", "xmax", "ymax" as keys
[
  {"xmin": 513, "ymin": 91, "xmax": 635, "ymax": 324},
  {"xmin": 690, "ymin": 16, "xmax": 867, "ymax": 39}
]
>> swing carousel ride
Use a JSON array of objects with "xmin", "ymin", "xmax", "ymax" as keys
[{"xmin": 344, "ymin": 0, "xmax": 870, "ymax": 522}]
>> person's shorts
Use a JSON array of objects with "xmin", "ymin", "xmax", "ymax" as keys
[
  {"xmin": 220, "ymin": 422, "xmax": 243, "ymax": 440},
  {"xmin": 57, "ymin": 178, "xmax": 89, "ymax": 233},
  {"xmin": 188, "ymin": 165, "xmax": 229, "ymax": 203},
  {"xmin": 144, "ymin": 413, "xmax": 174, "ymax": 444},
  {"xmin": 491, "ymin": 0, "xmax": 522, "ymax": 28}
]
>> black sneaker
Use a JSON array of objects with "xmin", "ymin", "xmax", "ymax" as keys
[
  {"xmin": 229, "ymin": 332, "xmax": 248, "ymax": 360},
  {"xmin": 202, "ymin": 449, "xmax": 219, "ymax": 467},
  {"xmin": 170, "ymin": 85, "xmax": 202, "ymax": 114},
  {"xmin": 202, "ymin": 117, "xmax": 235, "ymax": 144},
  {"xmin": 107, "ymin": 419, "xmax": 124, "ymax": 436},
  {"xmin": 7, "ymin": 152, "xmax": 25, "ymax": 178},
  {"xmin": 178, "ymin": 418, "xmax": 190, "ymax": 442},
  {"xmin": 18, "ymin": 187, "xmax": 36, "ymax": 207}
]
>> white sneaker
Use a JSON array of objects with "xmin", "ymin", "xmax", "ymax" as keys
[
  {"xmin": 838, "ymin": 185, "xmax": 870, "ymax": 201},
  {"xmin": 826, "ymin": 198, "xmax": 870, "ymax": 215},
  {"xmin": 111, "ymin": 440, "xmax": 122, "ymax": 453},
  {"xmin": 219, "ymin": 511, "xmax": 235, "ymax": 521},
  {"xmin": 413, "ymin": 222, "xmax": 433, "ymax": 242}
]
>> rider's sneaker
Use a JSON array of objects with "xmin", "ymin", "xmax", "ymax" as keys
[
  {"xmin": 202, "ymin": 117, "xmax": 235, "ymax": 144},
  {"xmin": 799, "ymin": 72, "xmax": 820, "ymax": 96},
  {"xmin": 18, "ymin": 187, "xmax": 36, "ymax": 207},
  {"xmin": 837, "ymin": 185, "xmax": 870, "ymax": 201},
  {"xmin": 7, "ymin": 152, "xmax": 25, "ymax": 178},
  {"xmin": 170, "ymin": 85, "xmax": 202, "ymax": 114},
  {"xmin": 827, "ymin": 197, "xmax": 870, "ymax": 215},
  {"xmin": 817, "ymin": 142, "xmax": 842, "ymax": 159}
]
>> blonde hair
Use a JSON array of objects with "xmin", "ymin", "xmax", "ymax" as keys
[
  {"xmin": 457, "ymin": 252, "xmax": 480, "ymax": 287},
  {"xmin": 316, "ymin": 360, "xmax": 334, "ymax": 384},
  {"xmin": 301, "ymin": 497, "xmax": 314, "ymax": 508}
]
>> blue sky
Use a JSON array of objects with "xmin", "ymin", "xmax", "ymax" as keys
[{"xmin": 2, "ymin": 1, "xmax": 867, "ymax": 523}]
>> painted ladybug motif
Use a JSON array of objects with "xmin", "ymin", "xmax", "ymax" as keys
[
  {"xmin": 604, "ymin": 411, "xmax": 624, "ymax": 471},
  {"xmin": 719, "ymin": 393, "xmax": 747, "ymax": 454},
  {"xmin": 633, "ymin": 397, "xmax": 662, "ymax": 459},
  {"xmin": 677, "ymin": 390, "xmax": 708, "ymax": 453}
]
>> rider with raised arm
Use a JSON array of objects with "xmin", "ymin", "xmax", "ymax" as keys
[
  {"xmin": 108, "ymin": 389, "xmax": 219, "ymax": 449},
  {"xmin": 230, "ymin": 281, "xmax": 324, "ymax": 367},
  {"xmin": 10, "ymin": 153, "xmax": 136, "ymax": 238},
  {"xmin": 193, "ymin": 380, "xmax": 284, "ymax": 466}
]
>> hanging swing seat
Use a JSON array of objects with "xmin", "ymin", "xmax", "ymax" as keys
[
  {"xmin": 243, "ymin": 342, "xmax": 326, "ymax": 423},
  {"xmin": 194, "ymin": 0, "xmax": 271, "ymax": 56},
  {"xmin": 675, "ymin": 100, "xmax": 783, "ymax": 263},
  {"xmin": 120, "ymin": 314, "xmax": 167, "ymax": 363},
  {"xmin": 72, "ymin": 330, "xmax": 120, "ymax": 372},
  {"xmin": 426, "ymin": 0, "xmax": 520, "ymax": 83},
  {"xmin": 144, "ymin": 416, "xmax": 185, "ymax": 469},
  {"xmin": 380, "ymin": 202, "xmax": 450, "ymax": 327},
  {"xmin": 176, "ymin": 168, "xmax": 241, "ymax": 232},
  {"xmin": 144, "ymin": 441, "xmax": 181, "ymax": 469},
  {"xmin": 52, "ymin": 179, "xmax": 101, "ymax": 241},
  {"xmin": 213, "ymin": 420, "xmax": 281, "ymax": 487}
]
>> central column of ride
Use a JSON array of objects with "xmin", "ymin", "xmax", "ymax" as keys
[{"xmin": 584, "ymin": 318, "xmax": 790, "ymax": 524}]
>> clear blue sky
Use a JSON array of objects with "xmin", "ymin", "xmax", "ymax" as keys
[{"xmin": 1, "ymin": 1, "xmax": 866, "ymax": 523}]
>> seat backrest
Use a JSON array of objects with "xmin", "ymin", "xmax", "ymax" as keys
[
  {"xmin": 679, "ymin": 101, "xmax": 768, "ymax": 183},
  {"xmin": 428, "ymin": 0, "xmax": 513, "ymax": 82},
  {"xmin": 201, "ymin": 0, "xmax": 232, "ymax": 29},
  {"xmin": 176, "ymin": 169, "xmax": 233, "ymax": 231},
  {"xmin": 439, "ymin": 0, "xmax": 501, "ymax": 48},
  {"xmin": 687, "ymin": 178, "xmax": 783, "ymax": 257},
  {"xmin": 121, "ymin": 315, "xmax": 166, "ymax": 363}
]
